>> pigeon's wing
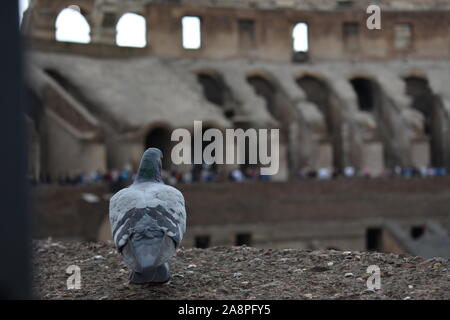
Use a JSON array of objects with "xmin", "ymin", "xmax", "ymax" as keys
[
  {"xmin": 144, "ymin": 183, "xmax": 187, "ymax": 244},
  {"xmin": 109, "ymin": 186, "xmax": 146, "ymax": 248},
  {"xmin": 109, "ymin": 183, "xmax": 186, "ymax": 251}
]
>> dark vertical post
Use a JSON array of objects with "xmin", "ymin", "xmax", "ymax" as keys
[{"xmin": 0, "ymin": 1, "xmax": 31, "ymax": 299}]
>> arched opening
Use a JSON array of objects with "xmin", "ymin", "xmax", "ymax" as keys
[
  {"xmin": 350, "ymin": 77, "xmax": 389, "ymax": 172},
  {"xmin": 247, "ymin": 75, "xmax": 293, "ymax": 126},
  {"xmin": 366, "ymin": 227, "xmax": 382, "ymax": 252},
  {"xmin": 197, "ymin": 73, "xmax": 225, "ymax": 106},
  {"xmin": 404, "ymin": 76, "xmax": 444, "ymax": 167},
  {"xmin": 196, "ymin": 73, "xmax": 235, "ymax": 119},
  {"xmin": 246, "ymin": 76, "xmax": 281, "ymax": 174},
  {"xmin": 55, "ymin": 6, "xmax": 91, "ymax": 44},
  {"xmin": 191, "ymin": 125, "xmax": 220, "ymax": 182},
  {"xmin": 116, "ymin": 13, "xmax": 147, "ymax": 48},
  {"xmin": 350, "ymin": 78, "xmax": 376, "ymax": 113},
  {"xmin": 247, "ymin": 75, "xmax": 296, "ymax": 179},
  {"xmin": 297, "ymin": 75, "xmax": 343, "ymax": 172},
  {"xmin": 411, "ymin": 226, "xmax": 425, "ymax": 240},
  {"xmin": 297, "ymin": 76, "xmax": 335, "ymax": 136},
  {"xmin": 247, "ymin": 75, "xmax": 276, "ymax": 114},
  {"xmin": 194, "ymin": 235, "xmax": 211, "ymax": 249},
  {"xmin": 235, "ymin": 233, "xmax": 252, "ymax": 246},
  {"xmin": 144, "ymin": 127, "xmax": 172, "ymax": 170}
]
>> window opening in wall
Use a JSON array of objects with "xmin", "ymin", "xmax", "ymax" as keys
[
  {"xmin": 350, "ymin": 78, "xmax": 375, "ymax": 112},
  {"xmin": 182, "ymin": 16, "xmax": 201, "ymax": 49},
  {"xmin": 55, "ymin": 6, "xmax": 91, "ymax": 44},
  {"xmin": 238, "ymin": 19, "xmax": 256, "ymax": 50},
  {"xmin": 145, "ymin": 128, "xmax": 172, "ymax": 170},
  {"xmin": 292, "ymin": 22, "xmax": 309, "ymax": 62},
  {"xmin": 411, "ymin": 226, "xmax": 425, "ymax": 240},
  {"xmin": 366, "ymin": 227, "xmax": 382, "ymax": 251},
  {"xmin": 343, "ymin": 22, "xmax": 359, "ymax": 52},
  {"xmin": 195, "ymin": 235, "xmax": 211, "ymax": 248},
  {"xmin": 235, "ymin": 233, "xmax": 252, "ymax": 246},
  {"xmin": 394, "ymin": 23, "xmax": 412, "ymax": 50},
  {"xmin": 116, "ymin": 13, "xmax": 147, "ymax": 48}
]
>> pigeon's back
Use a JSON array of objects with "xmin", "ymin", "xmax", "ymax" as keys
[
  {"xmin": 109, "ymin": 182, "xmax": 186, "ymax": 251},
  {"xmin": 109, "ymin": 181, "xmax": 186, "ymax": 283}
]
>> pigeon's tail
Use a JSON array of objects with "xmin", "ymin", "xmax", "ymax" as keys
[
  {"xmin": 130, "ymin": 263, "xmax": 170, "ymax": 284},
  {"xmin": 122, "ymin": 228, "xmax": 176, "ymax": 285}
]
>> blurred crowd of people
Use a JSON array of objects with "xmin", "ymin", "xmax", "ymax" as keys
[
  {"xmin": 164, "ymin": 164, "xmax": 272, "ymax": 184},
  {"xmin": 297, "ymin": 165, "xmax": 449, "ymax": 180},
  {"xmin": 29, "ymin": 169, "xmax": 134, "ymax": 191},
  {"xmin": 29, "ymin": 164, "xmax": 450, "ymax": 188}
]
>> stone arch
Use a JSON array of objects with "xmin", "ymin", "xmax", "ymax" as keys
[
  {"xmin": 404, "ymin": 76, "xmax": 434, "ymax": 135},
  {"xmin": 144, "ymin": 124, "xmax": 173, "ymax": 170},
  {"xmin": 55, "ymin": 5, "xmax": 92, "ymax": 43},
  {"xmin": 189, "ymin": 121, "xmax": 226, "ymax": 182},
  {"xmin": 54, "ymin": 2, "xmax": 92, "ymax": 15},
  {"xmin": 200, "ymin": 120, "xmax": 227, "ymax": 133},
  {"xmin": 350, "ymin": 77, "xmax": 378, "ymax": 113},
  {"xmin": 116, "ymin": 12, "xmax": 147, "ymax": 48},
  {"xmin": 246, "ymin": 72, "xmax": 297, "ymax": 179},
  {"xmin": 404, "ymin": 75, "xmax": 446, "ymax": 167},
  {"xmin": 296, "ymin": 74, "xmax": 344, "ymax": 172},
  {"xmin": 349, "ymin": 76, "xmax": 398, "ymax": 171},
  {"xmin": 195, "ymin": 70, "xmax": 236, "ymax": 119},
  {"xmin": 246, "ymin": 72, "xmax": 295, "ymax": 127}
]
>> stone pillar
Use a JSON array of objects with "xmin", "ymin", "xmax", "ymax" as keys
[
  {"xmin": 272, "ymin": 140, "xmax": 289, "ymax": 181},
  {"xmin": 29, "ymin": 8, "xmax": 57, "ymax": 41},
  {"xmin": 288, "ymin": 121, "xmax": 300, "ymax": 179},
  {"xmin": 91, "ymin": 11, "xmax": 118, "ymax": 45},
  {"xmin": 361, "ymin": 141, "xmax": 385, "ymax": 176},
  {"xmin": 411, "ymin": 139, "xmax": 430, "ymax": 168}
]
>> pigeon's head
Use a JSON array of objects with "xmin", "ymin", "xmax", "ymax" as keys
[{"xmin": 135, "ymin": 148, "xmax": 164, "ymax": 183}]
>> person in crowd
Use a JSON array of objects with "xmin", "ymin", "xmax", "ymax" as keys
[
  {"xmin": 360, "ymin": 167, "xmax": 372, "ymax": 179},
  {"xmin": 318, "ymin": 167, "xmax": 331, "ymax": 180},
  {"xmin": 230, "ymin": 168, "xmax": 245, "ymax": 182},
  {"xmin": 244, "ymin": 167, "xmax": 257, "ymax": 180},
  {"xmin": 181, "ymin": 170, "xmax": 192, "ymax": 183},
  {"xmin": 344, "ymin": 166, "xmax": 355, "ymax": 178}
]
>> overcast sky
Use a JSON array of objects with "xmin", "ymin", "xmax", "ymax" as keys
[{"xmin": 19, "ymin": 0, "xmax": 28, "ymax": 23}]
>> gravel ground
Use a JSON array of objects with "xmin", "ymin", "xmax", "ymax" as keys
[{"xmin": 33, "ymin": 239, "xmax": 450, "ymax": 300}]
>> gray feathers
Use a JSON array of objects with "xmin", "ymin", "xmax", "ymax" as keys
[
  {"xmin": 109, "ymin": 178, "xmax": 187, "ymax": 284},
  {"xmin": 112, "ymin": 205, "xmax": 182, "ymax": 252}
]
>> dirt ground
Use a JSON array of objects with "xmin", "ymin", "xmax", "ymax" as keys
[{"xmin": 32, "ymin": 239, "xmax": 450, "ymax": 300}]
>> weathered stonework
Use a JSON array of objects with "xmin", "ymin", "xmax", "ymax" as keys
[{"xmin": 23, "ymin": 0, "xmax": 450, "ymax": 179}]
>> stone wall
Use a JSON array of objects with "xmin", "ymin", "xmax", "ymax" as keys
[
  {"xmin": 32, "ymin": 178, "xmax": 450, "ymax": 253},
  {"xmin": 23, "ymin": 0, "xmax": 450, "ymax": 179},
  {"xmin": 26, "ymin": 0, "xmax": 450, "ymax": 62}
]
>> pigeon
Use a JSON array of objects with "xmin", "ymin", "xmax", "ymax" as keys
[{"xmin": 109, "ymin": 148, "xmax": 187, "ymax": 284}]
